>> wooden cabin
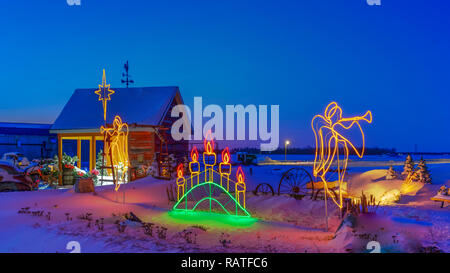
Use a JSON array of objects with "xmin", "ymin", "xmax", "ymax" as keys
[{"xmin": 50, "ymin": 86, "xmax": 189, "ymax": 185}]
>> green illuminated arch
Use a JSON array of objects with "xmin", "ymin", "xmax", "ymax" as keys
[{"xmin": 192, "ymin": 197, "xmax": 230, "ymax": 214}]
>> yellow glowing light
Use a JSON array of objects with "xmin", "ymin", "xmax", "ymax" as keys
[
  {"xmin": 312, "ymin": 102, "xmax": 372, "ymax": 209},
  {"xmin": 219, "ymin": 147, "xmax": 232, "ymax": 191},
  {"xmin": 285, "ymin": 140, "xmax": 290, "ymax": 145},
  {"xmin": 203, "ymin": 130, "xmax": 216, "ymax": 182},
  {"xmin": 100, "ymin": 115, "xmax": 129, "ymax": 191},
  {"xmin": 95, "ymin": 69, "xmax": 115, "ymax": 121},
  {"xmin": 189, "ymin": 146, "xmax": 200, "ymax": 187},
  {"xmin": 235, "ymin": 166, "xmax": 246, "ymax": 208},
  {"xmin": 176, "ymin": 164, "xmax": 186, "ymax": 201}
]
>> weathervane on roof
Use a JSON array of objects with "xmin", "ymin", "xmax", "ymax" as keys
[
  {"xmin": 121, "ymin": 60, "xmax": 134, "ymax": 88},
  {"xmin": 95, "ymin": 69, "xmax": 115, "ymax": 121}
]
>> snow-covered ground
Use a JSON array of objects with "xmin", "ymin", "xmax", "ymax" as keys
[{"xmin": 0, "ymin": 157, "xmax": 449, "ymax": 253}]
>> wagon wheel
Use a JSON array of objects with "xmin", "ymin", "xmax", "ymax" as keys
[
  {"xmin": 313, "ymin": 188, "xmax": 338, "ymax": 201},
  {"xmin": 253, "ymin": 183, "xmax": 275, "ymax": 196},
  {"xmin": 277, "ymin": 167, "xmax": 314, "ymax": 199}
]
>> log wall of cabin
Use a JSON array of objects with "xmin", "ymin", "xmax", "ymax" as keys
[
  {"xmin": 160, "ymin": 98, "xmax": 189, "ymax": 158},
  {"xmin": 128, "ymin": 131, "xmax": 155, "ymax": 168}
]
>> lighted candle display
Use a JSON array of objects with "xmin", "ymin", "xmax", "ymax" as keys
[
  {"xmin": 171, "ymin": 135, "xmax": 252, "ymax": 218},
  {"xmin": 219, "ymin": 147, "xmax": 232, "ymax": 191},
  {"xmin": 235, "ymin": 166, "xmax": 246, "ymax": 208},
  {"xmin": 176, "ymin": 164, "xmax": 186, "ymax": 201},
  {"xmin": 189, "ymin": 146, "xmax": 200, "ymax": 187},
  {"xmin": 202, "ymin": 131, "xmax": 216, "ymax": 182}
]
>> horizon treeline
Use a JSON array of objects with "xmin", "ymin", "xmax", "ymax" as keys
[{"xmin": 230, "ymin": 147, "xmax": 397, "ymax": 155}]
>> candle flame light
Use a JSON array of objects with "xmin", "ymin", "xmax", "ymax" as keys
[
  {"xmin": 191, "ymin": 146, "xmax": 199, "ymax": 162},
  {"xmin": 204, "ymin": 130, "xmax": 215, "ymax": 154},
  {"xmin": 222, "ymin": 147, "xmax": 230, "ymax": 164},
  {"xmin": 177, "ymin": 164, "xmax": 184, "ymax": 178},
  {"xmin": 236, "ymin": 166, "xmax": 244, "ymax": 183}
]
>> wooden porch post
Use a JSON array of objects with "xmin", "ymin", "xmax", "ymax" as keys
[
  {"xmin": 58, "ymin": 134, "xmax": 63, "ymax": 186},
  {"xmin": 91, "ymin": 136, "xmax": 96, "ymax": 171},
  {"xmin": 77, "ymin": 138, "xmax": 81, "ymax": 168}
]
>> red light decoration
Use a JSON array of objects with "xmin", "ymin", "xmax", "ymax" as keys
[
  {"xmin": 191, "ymin": 146, "xmax": 199, "ymax": 162},
  {"xmin": 177, "ymin": 164, "xmax": 184, "ymax": 178},
  {"xmin": 222, "ymin": 147, "xmax": 230, "ymax": 164},
  {"xmin": 203, "ymin": 130, "xmax": 215, "ymax": 154}
]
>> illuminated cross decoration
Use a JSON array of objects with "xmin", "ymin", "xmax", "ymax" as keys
[{"xmin": 95, "ymin": 69, "xmax": 115, "ymax": 121}]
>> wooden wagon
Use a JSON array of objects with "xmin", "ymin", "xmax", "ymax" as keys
[{"xmin": 254, "ymin": 167, "xmax": 348, "ymax": 200}]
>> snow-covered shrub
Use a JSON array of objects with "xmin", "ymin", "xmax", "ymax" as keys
[
  {"xmin": 438, "ymin": 186, "xmax": 449, "ymax": 196},
  {"xmin": 386, "ymin": 165, "xmax": 397, "ymax": 180},
  {"xmin": 401, "ymin": 154, "xmax": 415, "ymax": 181},
  {"xmin": 415, "ymin": 157, "xmax": 431, "ymax": 184}
]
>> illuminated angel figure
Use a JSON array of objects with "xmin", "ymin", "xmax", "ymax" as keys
[
  {"xmin": 101, "ymin": 115, "xmax": 129, "ymax": 191},
  {"xmin": 312, "ymin": 102, "xmax": 372, "ymax": 209}
]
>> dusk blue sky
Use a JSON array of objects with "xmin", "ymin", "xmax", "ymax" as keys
[{"xmin": 0, "ymin": 0, "xmax": 449, "ymax": 152}]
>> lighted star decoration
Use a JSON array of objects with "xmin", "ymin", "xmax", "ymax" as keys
[{"xmin": 95, "ymin": 69, "xmax": 115, "ymax": 121}]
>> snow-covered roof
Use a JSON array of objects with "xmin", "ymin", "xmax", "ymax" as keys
[
  {"xmin": 0, "ymin": 122, "xmax": 53, "ymax": 135},
  {"xmin": 0, "ymin": 122, "xmax": 52, "ymax": 129},
  {"xmin": 51, "ymin": 86, "xmax": 182, "ymax": 132}
]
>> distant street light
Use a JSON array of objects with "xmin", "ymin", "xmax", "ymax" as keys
[{"xmin": 285, "ymin": 140, "xmax": 290, "ymax": 161}]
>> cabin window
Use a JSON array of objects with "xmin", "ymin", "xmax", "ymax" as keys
[
  {"xmin": 80, "ymin": 140, "xmax": 90, "ymax": 171},
  {"xmin": 62, "ymin": 139, "xmax": 78, "ymax": 165}
]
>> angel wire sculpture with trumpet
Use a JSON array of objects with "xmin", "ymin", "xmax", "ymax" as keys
[
  {"xmin": 100, "ymin": 115, "xmax": 129, "ymax": 192},
  {"xmin": 312, "ymin": 102, "xmax": 372, "ymax": 209}
]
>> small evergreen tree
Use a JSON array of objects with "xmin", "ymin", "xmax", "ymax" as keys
[
  {"xmin": 96, "ymin": 150, "xmax": 107, "ymax": 176},
  {"xmin": 415, "ymin": 157, "xmax": 432, "ymax": 184},
  {"xmin": 386, "ymin": 165, "xmax": 397, "ymax": 180},
  {"xmin": 401, "ymin": 154, "xmax": 415, "ymax": 178}
]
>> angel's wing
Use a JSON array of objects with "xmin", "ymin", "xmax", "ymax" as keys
[
  {"xmin": 332, "ymin": 110, "xmax": 372, "ymax": 158},
  {"xmin": 312, "ymin": 115, "xmax": 337, "ymax": 176}
]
